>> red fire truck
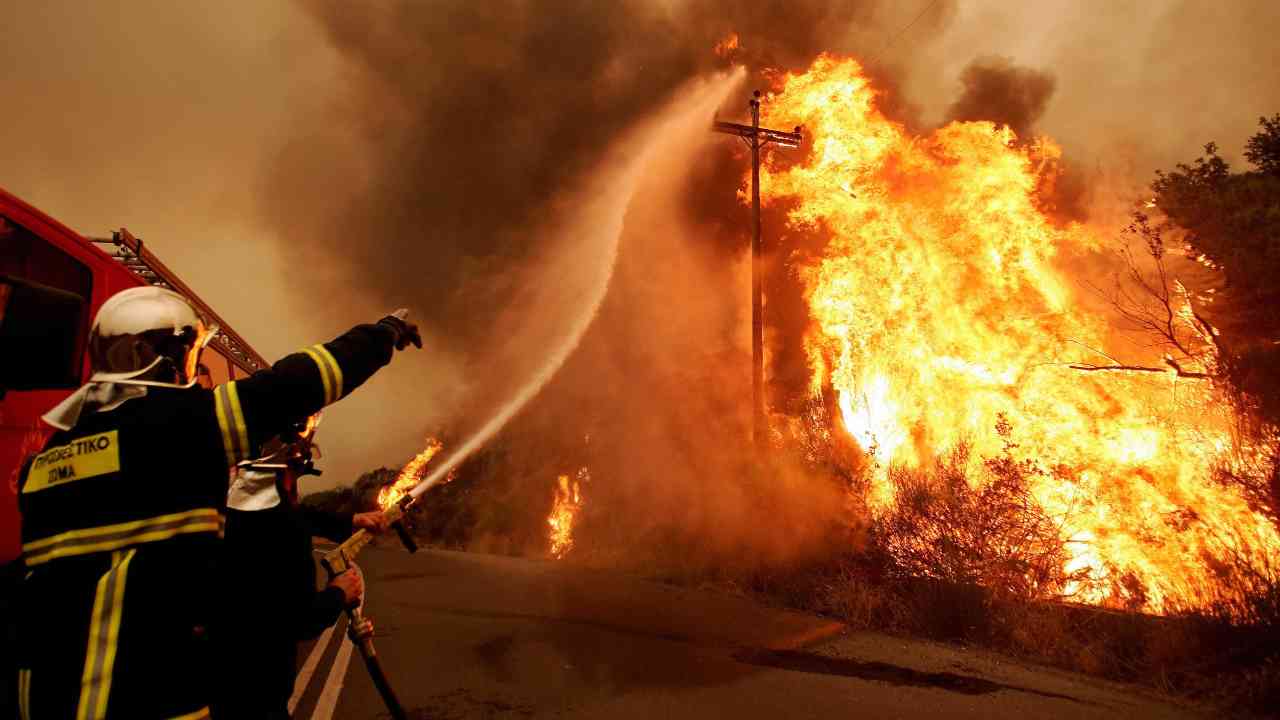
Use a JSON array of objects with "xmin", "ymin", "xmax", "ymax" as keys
[{"xmin": 0, "ymin": 187, "xmax": 267, "ymax": 564}]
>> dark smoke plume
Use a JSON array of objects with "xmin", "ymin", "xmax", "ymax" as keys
[
  {"xmin": 266, "ymin": 0, "xmax": 955, "ymax": 345},
  {"xmin": 262, "ymin": 0, "xmax": 953, "ymax": 564},
  {"xmin": 945, "ymin": 56, "xmax": 1056, "ymax": 139}
]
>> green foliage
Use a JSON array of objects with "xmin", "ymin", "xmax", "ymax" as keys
[
  {"xmin": 351, "ymin": 467, "xmax": 398, "ymax": 510},
  {"xmin": 300, "ymin": 467, "xmax": 398, "ymax": 516},
  {"xmin": 1149, "ymin": 115, "xmax": 1280, "ymax": 432},
  {"xmin": 1245, "ymin": 113, "xmax": 1280, "ymax": 177},
  {"xmin": 300, "ymin": 486, "xmax": 354, "ymax": 515},
  {"xmin": 1152, "ymin": 139, "xmax": 1280, "ymax": 336}
]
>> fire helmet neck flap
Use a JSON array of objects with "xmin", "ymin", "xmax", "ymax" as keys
[{"xmin": 88, "ymin": 286, "xmax": 219, "ymax": 388}]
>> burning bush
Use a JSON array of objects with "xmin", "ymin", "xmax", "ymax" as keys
[{"xmin": 873, "ymin": 437, "xmax": 1086, "ymax": 603}]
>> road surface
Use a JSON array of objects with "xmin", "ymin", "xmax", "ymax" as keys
[{"xmin": 289, "ymin": 546, "xmax": 1202, "ymax": 720}]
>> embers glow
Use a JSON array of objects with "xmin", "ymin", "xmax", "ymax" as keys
[
  {"xmin": 548, "ymin": 469, "xmax": 586, "ymax": 560},
  {"xmin": 378, "ymin": 438, "xmax": 444, "ymax": 511},
  {"xmin": 758, "ymin": 55, "xmax": 1280, "ymax": 612}
]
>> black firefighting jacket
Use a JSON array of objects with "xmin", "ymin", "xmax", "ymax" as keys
[
  {"xmin": 212, "ymin": 504, "xmax": 354, "ymax": 718},
  {"xmin": 15, "ymin": 322, "xmax": 397, "ymax": 719}
]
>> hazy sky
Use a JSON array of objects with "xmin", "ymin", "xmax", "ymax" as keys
[{"xmin": 3, "ymin": 0, "xmax": 1276, "ymax": 490}]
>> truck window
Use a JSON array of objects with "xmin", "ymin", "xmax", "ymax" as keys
[
  {"xmin": 0, "ymin": 215, "xmax": 93, "ymax": 389},
  {"xmin": 1, "ymin": 216, "xmax": 93, "ymax": 301}
]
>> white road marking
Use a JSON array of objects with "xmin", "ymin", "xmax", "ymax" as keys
[
  {"xmin": 288, "ymin": 622, "xmax": 337, "ymax": 715},
  {"xmin": 309, "ymin": 631, "xmax": 355, "ymax": 720}
]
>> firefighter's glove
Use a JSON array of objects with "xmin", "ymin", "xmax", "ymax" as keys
[
  {"xmin": 330, "ymin": 565, "xmax": 365, "ymax": 608},
  {"xmin": 378, "ymin": 308, "xmax": 423, "ymax": 351}
]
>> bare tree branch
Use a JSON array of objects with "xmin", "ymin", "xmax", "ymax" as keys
[{"xmin": 1069, "ymin": 356, "xmax": 1210, "ymax": 380}]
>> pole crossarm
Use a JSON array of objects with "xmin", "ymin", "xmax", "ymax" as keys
[{"xmin": 712, "ymin": 120, "xmax": 802, "ymax": 148}]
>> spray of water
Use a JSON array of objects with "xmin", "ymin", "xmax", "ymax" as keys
[{"xmin": 409, "ymin": 69, "xmax": 745, "ymax": 500}]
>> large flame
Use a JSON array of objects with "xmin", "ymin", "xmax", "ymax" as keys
[
  {"xmin": 378, "ymin": 438, "xmax": 444, "ymax": 511},
  {"xmin": 757, "ymin": 56, "xmax": 1279, "ymax": 611},
  {"xmin": 548, "ymin": 470, "xmax": 586, "ymax": 560}
]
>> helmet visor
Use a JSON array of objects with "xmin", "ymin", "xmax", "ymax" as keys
[{"xmin": 91, "ymin": 320, "xmax": 219, "ymax": 387}]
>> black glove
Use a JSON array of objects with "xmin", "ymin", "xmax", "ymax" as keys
[{"xmin": 377, "ymin": 308, "xmax": 423, "ymax": 351}]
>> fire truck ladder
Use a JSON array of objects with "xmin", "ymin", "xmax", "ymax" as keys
[{"xmin": 89, "ymin": 229, "xmax": 268, "ymax": 375}]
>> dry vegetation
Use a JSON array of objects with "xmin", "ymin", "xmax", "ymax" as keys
[
  {"xmin": 735, "ymin": 425, "xmax": 1280, "ymax": 718},
  {"xmin": 316, "ymin": 411, "xmax": 1280, "ymax": 716}
]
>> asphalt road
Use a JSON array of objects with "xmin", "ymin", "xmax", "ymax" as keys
[{"xmin": 289, "ymin": 545, "xmax": 1203, "ymax": 720}]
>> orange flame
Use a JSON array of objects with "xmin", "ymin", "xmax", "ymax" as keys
[
  {"xmin": 301, "ymin": 412, "xmax": 322, "ymax": 441},
  {"xmin": 714, "ymin": 32, "xmax": 740, "ymax": 59},
  {"xmin": 548, "ymin": 470, "xmax": 586, "ymax": 560},
  {"xmin": 758, "ymin": 56, "xmax": 1279, "ymax": 611},
  {"xmin": 378, "ymin": 438, "xmax": 444, "ymax": 511},
  {"xmin": 185, "ymin": 322, "xmax": 213, "ymax": 383}
]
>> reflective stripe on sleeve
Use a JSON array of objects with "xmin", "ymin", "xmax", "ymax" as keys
[
  {"xmin": 76, "ymin": 548, "xmax": 135, "ymax": 720},
  {"xmin": 167, "ymin": 707, "xmax": 211, "ymax": 720},
  {"xmin": 214, "ymin": 383, "xmax": 249, "ymax": 466},
  {"xmin": 17, "ymin": 669, "xmax": 30, "ymax": 720},
  {"xmin": 225, "ymin": 383, "xmax": 250, "ymax": 455},
  {"xmin": 22, "ymin": 509, "xmax": 224, "ymax": 567},
  {"xmin": 302, "ymin": 344, "xmax": 344, "ymax": 404}
]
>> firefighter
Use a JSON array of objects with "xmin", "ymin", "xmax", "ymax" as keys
[
  {"xmin": 15, "ymin": 286, "xmax": 421, "ymax": 720},
  {"xmin": 210, "ymin": 418, "xmax": 388, "ymax": 720}
]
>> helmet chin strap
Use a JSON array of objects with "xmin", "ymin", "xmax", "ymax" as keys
[
  {"xmin": 93, "ymin": 324, "xmax": 219, "ymax": 390},
  {"xmin": 92, "ymin": 357, "xmax": 200, "ymax": 390}
]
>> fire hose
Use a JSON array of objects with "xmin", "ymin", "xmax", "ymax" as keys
[{"xmin": 319, "ymin": 495, "xmax": 418, "ymax": 720}]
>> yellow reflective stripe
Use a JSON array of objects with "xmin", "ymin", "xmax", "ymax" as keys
[
  {"xmin": 77, "ymin": 548, "xmax": 134, "ymax": 720},
  {"xmin": 167, "ymin": 707, "xmax": 211, "ymax": 720},
  {"xmin": 94, "ymin": 550, "xmax": 133, "ymax": 719},
  {"xmin": 225, "ymin": 382, "xmax": 250, "ymax": 459},
  {"xmin": 22, "ymin": 509, "xmax": 223, "ymax": 566},
  {"xmin": 17, "ymin": 669, "xmax": 30, "ymax": 720},
  {"xmin": 24, "ymin": 508, "xmax": 221, "ymax": 552},
  {"xmin": 301, "ymin": 347, "xmax": 335, "ymax": 404},
  {"xmin": 312, "ymin": 345, "xmax": 343, "ymax": 400},
  {"xmin": 303, "ymin": 344, "xmax": 343, "ymax": 404},
  {"xmin": 213, "ymin": 386, "xmax": 237, "ymax": 467},
  {"xmin": 214, "ymin": 383, "xmax": 250, "ymax": 465},
  {"xmin": 25, "ymin": 517, "xmax": 223, "ymax": 566}
]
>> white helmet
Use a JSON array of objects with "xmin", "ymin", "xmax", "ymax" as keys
[{"xmin": 88, "ymin": 286, "xmax": 218, "ymax": 388}]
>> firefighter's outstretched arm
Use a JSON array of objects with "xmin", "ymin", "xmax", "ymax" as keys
[{"xmin": 213, "ymin": 309, "xmax": 422, "ymax": 467}]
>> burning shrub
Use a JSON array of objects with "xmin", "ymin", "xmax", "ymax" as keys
[{"xmin": 873, "ymin": 440, "xmax": 1086, "ymax": 603}]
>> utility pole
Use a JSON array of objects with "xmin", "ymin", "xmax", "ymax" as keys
[{"xmin": 713, "ymin": 90, "xmax": 802, "ymax": 459}]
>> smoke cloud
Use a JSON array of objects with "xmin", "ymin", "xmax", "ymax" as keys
[
  {"xmin": 3, "ymin": 0, "xmax": 1280, "ymax": 563},
  {"xmin": 945, "ymin": 56, "xmax": 1056, "ymax": 139},
  {"xmin": 259, "ymin": 0, "xmax": 938, "ymax": 564},
  {"xmin": 264, "ymin": 0, "xmax": 951, "ymax": 341}
]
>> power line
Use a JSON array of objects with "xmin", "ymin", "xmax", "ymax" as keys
[{"xmin": 870, "ymin": 0, "xmax": 943, "ymax": 64}]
